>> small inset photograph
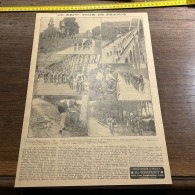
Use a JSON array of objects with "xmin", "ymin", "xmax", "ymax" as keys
[
  {"xmin": 115, "ymin": 63, "xmax": 151, "ymax": 101},
  {"xmin": 88, "ymin": 100, "xmax": 156, "ymax": 137},
  {"xmin": 28, "ymin": 95, "xmax": 88, "ymax": 138},
  {"xmin": 34, "ymin": 54, "xmax": 101, "ymax": 96},
  {"xmin": 87, "ymin": 63, "xmax": 119, "ymax": 101},
  {"xmin": 39, "ymin": 17, "xmax": 102, "ymax": 55}
]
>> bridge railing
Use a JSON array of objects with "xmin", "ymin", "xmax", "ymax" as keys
[{"xmin": 102, "ymin": 32, "xmax": 130, "ymax": 49}]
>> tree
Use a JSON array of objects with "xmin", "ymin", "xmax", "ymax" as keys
[
  {"xmin": 92, "ymin": 26, "xmax": 101, "ymax": 39},
  {"xmin": 138, "ymin": 20, "xmax": 147, "ymax": 64},
  {"xmin": 59, "ymin": 17, "xmax": 79, "ymax": 36},
  {"xmin": 138, "ymin": 20, "xmax": 144, "ymax": 42},
  {"xmin": 101, "ymin": 23, "xmax": 117, "ymax": 41}
]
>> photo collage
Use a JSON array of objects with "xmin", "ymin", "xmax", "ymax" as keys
[{"xmin": 28, "ymin": 16, "xmax": 156, "ymax": 138}]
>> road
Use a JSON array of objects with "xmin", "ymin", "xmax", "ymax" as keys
[
  {"xmin": 102, "ymin": 30, "xmax": 137, "ymax": 63},
  {"xmin": 88, "ymin": 118, "xmax": 113, "ymax": 137},
  {"xmin": 35, "ymin": 78, "xmax": 81, "ymax": 95},
  {"xmin": 56, "ymin": 39, "xmax": 97, "ymax": 54},
  {"xmin": 118, "ymin": 74, "xmax": 152, "ymax": 101}
]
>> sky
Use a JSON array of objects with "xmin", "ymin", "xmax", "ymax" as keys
[
  {"xmin": 40, "ymin": 17, "xmax": 101, "ymax": 33},
  {"xmin": 101, "ymin": 16, "xmax": 142, "ymax": 23}
]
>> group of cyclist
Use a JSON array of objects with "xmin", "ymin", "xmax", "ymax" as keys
[
  {"xmin": 36, "ymin": 68, "xmax": 88, "ymax": 94},
  {"xmin": 120, "ymin": 71, "xmax": 145, "ymax": 92}
]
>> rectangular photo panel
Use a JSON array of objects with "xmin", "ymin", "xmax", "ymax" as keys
[
  {"xmin": 28, "ymin": 95, "xmax": 88, "ymax": 138},
  {"xmin": 101, "ymin": 17, "xmax": 146, "ymax": 65},
  {"xmin": 34, "ymin": 54, "xmax": 101, "ymax": 95},
  {"xmin": 39, "ymin": 17, "xmax": 102, "ymax": 55},
  {"xmin": 88, "ymin": 100, "xmax": 156, "ymax": 137}
]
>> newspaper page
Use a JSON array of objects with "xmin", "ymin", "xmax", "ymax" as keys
[{"xmin": 15, "ymin": 13, "xmax": 172, "ymax": 187}]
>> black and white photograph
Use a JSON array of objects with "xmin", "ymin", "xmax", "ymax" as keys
[
  {"xmin": 88, "ymin": 100, "xmax": 156, "ymax": 136},
  {"xmin": 28, "ymin": 95, "xmax": 88, "ymax": 138},
  {"xmin": 113, "ymin": 63, "xmax": 151, "ymax": 101},
  {"xmin": 101, "ymin": 17, "xmax": 147, "ymax": 65},
  {"xmin": 87, "ymin": 63, "xmax": 118, "ymax": 101},
  {"xmin": 39, "ymin": 17, "xmax": 102, "ymax": 54},
  {"xmin": 34, "ymin": 54, "xmax": 101, "ymax": 95}
]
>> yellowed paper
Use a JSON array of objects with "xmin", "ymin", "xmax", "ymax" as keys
[{"xmin": 15, "ymin": 13, "xmax": 172, "ymax": 187}]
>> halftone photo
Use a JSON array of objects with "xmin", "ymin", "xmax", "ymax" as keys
[
  {"xmin": 88, "ymin": 100, "xmax": 155, "ymax": 137},
  {"xmin": 39, "ymin": 17, "xmax": 101, "ymax": 54},
  {"xmin": 28, "ymin": 95, "xmax": 88, "ymax": 138}
]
